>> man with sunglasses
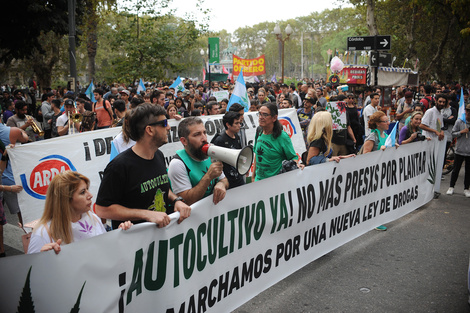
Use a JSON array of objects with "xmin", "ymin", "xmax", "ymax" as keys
[{"xmin": 96, "ymin": 104, "xmax": 191, "ymax": 229}]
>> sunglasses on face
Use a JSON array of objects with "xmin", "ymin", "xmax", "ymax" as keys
[{"xmin": 148, "ymin": 119, "xmax": 168, "ymax": 127}]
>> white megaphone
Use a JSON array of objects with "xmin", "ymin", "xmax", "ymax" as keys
[{"xmin": 201, "ymin": 144, "xmax": 254, "ymax": 176}]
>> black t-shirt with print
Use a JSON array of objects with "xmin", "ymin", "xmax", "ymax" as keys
[{"xmin": 96, "ymin": 148, "xmax": 170, "ymax": 229}]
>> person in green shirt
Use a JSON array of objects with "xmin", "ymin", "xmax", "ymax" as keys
[{"xmin": 252, "ymin": 103, "xmax": 304, "ymax": 182}]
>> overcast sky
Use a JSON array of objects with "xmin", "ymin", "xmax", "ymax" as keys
[{"xmin": 173, "ymin": 0, "xmax": 350, "ymax": 33}]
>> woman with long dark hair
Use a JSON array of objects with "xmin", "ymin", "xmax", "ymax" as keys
[
  {"xmin": 175, "ymin": 97, "xmax": 189, "ymax": 117},
  {"xmin": 252, "ymin": 103, "xmax": 304, "ymax": 181},
  {"xmin": 345, "ymin": 93, "xmax": 363, "ymax": 151}
]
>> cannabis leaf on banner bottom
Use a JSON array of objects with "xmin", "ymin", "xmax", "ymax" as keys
[
  {"xmin": 17, "ymin": 266, "xmax": 87, "ymax": 313},
  {"xmin": 427, "ymin": 148, "xmax": 436, "ymax": 184}
]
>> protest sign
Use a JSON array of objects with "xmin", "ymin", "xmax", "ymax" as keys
[
  {"xmin": 0, "ymin": 139, "xmax": 441, "ymax": 312},
  {"xmin": 212, "ymin": 90, "xmax": 229, "ymax": 102},
  {"xmin": 232, "ymin": 55, "xmax": 266, "ymax": 76}
]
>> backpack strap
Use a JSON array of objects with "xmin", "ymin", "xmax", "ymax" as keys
[
  {"xmin": 104, "ymin": 99, "xmax": 114, "ymax": 120},
  {"xmin": 254, "ymin": 126, "xmax": 263, "ymax": 147},
  {"xmin": 173, "ymin": 154, "xmax": 191, "ymax": 175}
]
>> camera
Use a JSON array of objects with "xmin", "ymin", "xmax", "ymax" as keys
[{"xmin": 416, "ymin": 133, "xmax": 426, "ymax": 141}]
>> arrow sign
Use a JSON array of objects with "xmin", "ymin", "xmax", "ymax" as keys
[
  {"xmin": 376, "ymin": 35, "xmax": 391, "ymax": 50},
  {"xmin": 370, "ymin": 52, "xmax": 392, "ymax": 67},
  {"xmin": 379, "ymin": 38, "xmax": 388, "ymax": 48},
  {"xmin": 347, "ymin": 35, "xmax": 391, "ymax": 51}
]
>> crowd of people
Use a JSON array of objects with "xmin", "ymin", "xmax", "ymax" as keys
[{"xmin": 0, "ymin": 77, "xmax": 469, "ymax": 257}]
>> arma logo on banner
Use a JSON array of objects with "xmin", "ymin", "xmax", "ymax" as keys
[
  {"xmin": 20, "ymin": 155, "xmax": 77, "ymax": 200},
  {"xmin": 278, "ymin": 117, "xmax": 297, "ymax": 138}
]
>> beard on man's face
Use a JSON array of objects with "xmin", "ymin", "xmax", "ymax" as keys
[{"xmin": 188, "ymin": 141, "xmax": 208, "ymax": 161}]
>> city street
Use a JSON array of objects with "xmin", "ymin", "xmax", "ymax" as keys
[
  {"xmin": 234, "ymin": 172, "xmax": 470, "ymax": 313},
  {"xmin": 2, "ymin": 171, "xmax": 470, "ymax": 312}
]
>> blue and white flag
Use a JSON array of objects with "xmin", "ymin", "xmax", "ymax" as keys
[
  {"xmin": 137, "ymin": 78, "xmax": 146, "ymax": 93},
  {"xmin": 271, "ymin": 74, "xmax": 277, "ymax": 83},
  {"xmin": 384, "ymin": 122, "xmax": 398, "ymax": 147},
  {"xmin": 458, "ymin": 87, "xmax": 466, "ymax": 122},
  {"xmin": 85, "ymin": 80, "xmax": 96, "ymax": 103},
  {"xmin": 170, "ymin": 76, "xmax": 185, "ymax": 92},
  {"xmin": 227, "ymin": 68, "xmax": 249, "ymax": 112}
]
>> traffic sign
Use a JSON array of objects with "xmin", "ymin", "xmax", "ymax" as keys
[
  {"xmin": 376, "ymin": 36, "xmax": 391, "ymax": 50},
  {"xmin": 370, "ymin": 52, "xmax": 392, "ymax": 67},
  {"xmin": 347, "ymin": 35, "xmax": 391, "ymax": 51}
]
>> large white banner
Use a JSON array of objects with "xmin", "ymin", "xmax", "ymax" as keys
[
  {"xmin": 8, "ymin": 109, "xmax": 305, "ymax": 224},
  {"xmin": 0, "ymin": 140, "xmax": 441, "ymax": 312}
]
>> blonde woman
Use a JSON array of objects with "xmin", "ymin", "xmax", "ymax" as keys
[
  {"xmin": 28, "ymin": 171, "xmax": 131, "ymax": 254},
  {"xmin": 306, "ymin": 111, "xmax": 354, "ymax": 165}
]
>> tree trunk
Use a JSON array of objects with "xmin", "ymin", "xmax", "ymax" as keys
[
  {"xmin": 30, "ymin": 32, "xmax": 61, "ymax": 90},
  {"xmin": 405, "ymin": 5, "xmax": 417, "ymax": 59},
  {"xmin": 366, "ymin": 0, "xmax": 378, "ymax": 36},
  {"xmin": 86, "ymin": 1, "xmax": 98, "ymax": 82}
]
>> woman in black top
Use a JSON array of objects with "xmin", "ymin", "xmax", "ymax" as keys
[{"xmin": 345, "ymin": 93, "xmax": 364, "ymax": 150}]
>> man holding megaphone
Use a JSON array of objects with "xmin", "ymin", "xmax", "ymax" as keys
[{"xmin": 168, "ymin": 117, "xmax": 229, "ymax": 205}]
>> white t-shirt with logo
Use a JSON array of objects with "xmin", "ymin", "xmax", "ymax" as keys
[{"xmin": 28, "ymin": 212, "xmax": 106, "ymax": 254}]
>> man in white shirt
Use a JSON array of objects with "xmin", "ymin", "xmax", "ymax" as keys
[
  {"xmin": 56, "ymin": 99, "xmax": 80, "ymax": 136},
  {"xmin": 363, "ymin": 93, "xmax": 380, "ymax": 136},
  {"xmin": 419, "ymin": 94, "xmax": 446, "ymax": 141}
]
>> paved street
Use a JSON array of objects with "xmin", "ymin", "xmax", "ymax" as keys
[
  {"xmin": 3, "ymin": 172, "xmax": 470, "ymax": 312},
  {"xmin": 234, "ymin": 172, "xmax": 470, "ymax": 313}
]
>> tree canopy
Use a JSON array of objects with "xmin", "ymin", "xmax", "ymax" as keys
[
  {"xmin": 2, "ymin": 0, "xmax": 470, "ymax": 87},
  {"xmin": 0, "ymin": 0, "xmax": 85, "ymax": 63}
]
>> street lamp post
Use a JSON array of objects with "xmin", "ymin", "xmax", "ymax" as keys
[
  {"xmin": 274, "ymin": 24, "xmax": 293, "ymax": 83},
  {"xmin": 68, "ymin": 0, "xmax": 77, "ymax": 91}
]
